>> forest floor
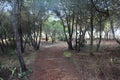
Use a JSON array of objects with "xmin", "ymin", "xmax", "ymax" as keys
[
  {"xmin": 27, "ymin": 40, "xmax": 120, "ymax": 80},
  {"xmin": 29, "ymin": 42, "xmax": 82, "ymax": 80},
  {"xmin": 1, "ymin": 40, "xmax": 120, "ymax": 80}
]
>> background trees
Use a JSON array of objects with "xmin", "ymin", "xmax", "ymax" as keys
[
  {"xmin": 0, "ymin": 0, "xmax": 119, "ymax": 53},
  {"xmin": 44, "ymin": 20, "xmax": 64, "ymax": 43},
  {"xmin": 0, "ymin": 0, "xmax": 120, "ymax": 76}
]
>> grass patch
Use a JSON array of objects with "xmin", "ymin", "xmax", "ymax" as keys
[
  {"xmin": 63, "ymin": 51, "xmax": 72, "ymax": 57},
  {"xmin": 0, "ymin": 50, "xmax": 36, "ymax": 79},
  {"xmin": 24, "ymin": 53, "xmax": 36, "ymax": 65},
  {"xmin": 0, "ymin": 50, "xmax": 36, "ymax": 68}
]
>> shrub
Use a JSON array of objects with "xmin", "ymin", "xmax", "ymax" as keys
[
  {"xmin": 0, "ymin": 63, "xmax": 16, "ymax": 80},
  {"xmin": 58, "ymin": 36, "xmax": 66, "ymax": 41}
]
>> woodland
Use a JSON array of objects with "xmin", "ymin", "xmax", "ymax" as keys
[{"xmin": 0, "ymin": 0, "xmax": 120, "ymax": 80}]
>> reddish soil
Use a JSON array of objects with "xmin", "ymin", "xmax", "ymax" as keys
[
  {"xmin": 27, "ymin": 41, "xmax": 120, "ymax": 80},
  {"xmin": 29, "ymin": 42, "xmax": 82, "ymax": 80}
]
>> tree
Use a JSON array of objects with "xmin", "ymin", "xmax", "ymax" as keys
[
  {"xmin": 24, "ymin": 0, "xmax": 48, "ymax": 50},
  {"xmin": 43, "ymin": 20, "xmax": 51, "ymax": 42},
  {"xmin": 53, "ymin": 0, "xmax": 77, "ymax": 50},
  {"xmin": 96, "ymin": 13, "xmax": 102, "ymax": 51},
  {"xmin": 107, "ymin": 0, "xmax": 120, "ymax": 45},
  {"xmin": 0, "ymin": 1, "xmax": 16, "ymax": 54},
  {"xmin": 53, "ymin": 0, "xmax": 94, "ymax": 51},
  {"xmin": 11, "ymin": 0, "xmax": 27, "ymax": 72},
  {"xmin": 89, "ymin": 0, "xmax": 95, "ymax": 55},
  {"xmin": 50, "ymin": 21, "xmax": 64, "ymax": 43}
]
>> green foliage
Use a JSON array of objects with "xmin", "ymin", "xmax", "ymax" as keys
[
  {"xmin": 58, "ymin": 36, "xmax": 65, "ymax": 41},
  {"xmin": 44, "ymin": 20, "xmax": 64, "ymax": 42},
  {"xmin": 0, "ymin": 63, "xmax": 16, "ymax": 80},
  {"xmin": 104, "ymin": 21, "xmax": 110, "ymax": 32},
  {"xmin": 18, "ymin": 69, "xmax": 33, "ymax": 79},
  {"xmin": 9, "ymin": 67, "xmax": 16, "ymax": 80},
  {"xmin": 0, "ymin": 77, "xmax": 3, "ymax": 80},
  {"xmin": 5, "ymin": 48, "xmax": 16, "ymax": 55},
  {"xmin": 110, "ymin": 57, "xmax": 119, "ymax": 64},
  {"xmin": 63, "ymin": 51, "xmax": 72, "ymax": 57},
  {"xmin": 18, "ymin": 71, "xmax": 26, "ymax": 78}
]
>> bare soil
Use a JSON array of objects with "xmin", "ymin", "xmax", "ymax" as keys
[
  {"xmin": 27, "ymin": 41, "xmax": 120, "ymax": 80},
  {"xmin": 29, "ymin": 42, "xmax": 82, "ymax": 80}
]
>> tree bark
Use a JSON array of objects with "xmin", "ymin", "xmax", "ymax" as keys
[
  {"xmin": 110, "ymin": 18, "xmax": 120, "ymax": 45},
  {"xmin": 75, "ymin": 18, "xmax": 78, "ymax": 50},
  {"xmin": 89, "ymin": 2, "xmax": 94, "ymax": 56},
  {"xmin": 11, "ymin": 0, "xmax": 27, "ymax": 72},
  {"xmin": 96, "ymin": 14, "xmax": 102, "ymax": 52},
  {"xmin": 45, "ymin": 33, "xmax": 48, "ymax": 42}
]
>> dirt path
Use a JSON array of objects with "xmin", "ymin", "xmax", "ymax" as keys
[{"xmin": 29, "ymin": 42, "xmax": 81, "ymax": 80}]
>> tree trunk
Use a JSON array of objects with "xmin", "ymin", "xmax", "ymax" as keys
[
  {"xmin": 105, "ymin": 32, "xmax": 108, "ymax": 40},
  {"xmin": 4, "ymin": 32, "xmax": 9, "ymax": 47},
  {"xmin": 75, "ymin": 17, "xmax": 78, "ymax": 50},
  {"xmin": 37, "ymin": 23, "xmax": 42, "ymax": 50},
  {"xmin": 0, "ymin": 36, "xmax": 6, "ymax": 48},
  {"xmin": 58, "ymin": 9, "xmax": 74, "ymax": 50},
  {"xmin": 45, "ymin": 33, "xmax": 48, "ymax": 42},
  {"xmin": 110, "ymin": 18, "xmax": 120, "ymax": 45},
  {"xmin": 96, "ymin": 14, "xmax": 102, "ymax": 52},
  {"xmin": 75, "ymin": 27, "xmax": 78, "ymax": 50},
  {"xmin": 68, "ymin": 41, "xmax": 73, "ymax": 50},
  {"xmin": 18, "ymin": 28, "xmax": 24, "ymax": 53},
  {"xmin": 89, "ymin": 3, "xmax": 94, "ymax": 56},
  {"xmin": 11, "ymin": 0, "xmax": 27, "ymax": 72},
  {"xmin": 0, "ymin": 42, "xmax": 4, "ymax": 54}
]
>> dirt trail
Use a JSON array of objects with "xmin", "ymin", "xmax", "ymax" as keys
[{"xmin": 29, "ymin": 42, "xmax": 82, "ymax": 80}]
